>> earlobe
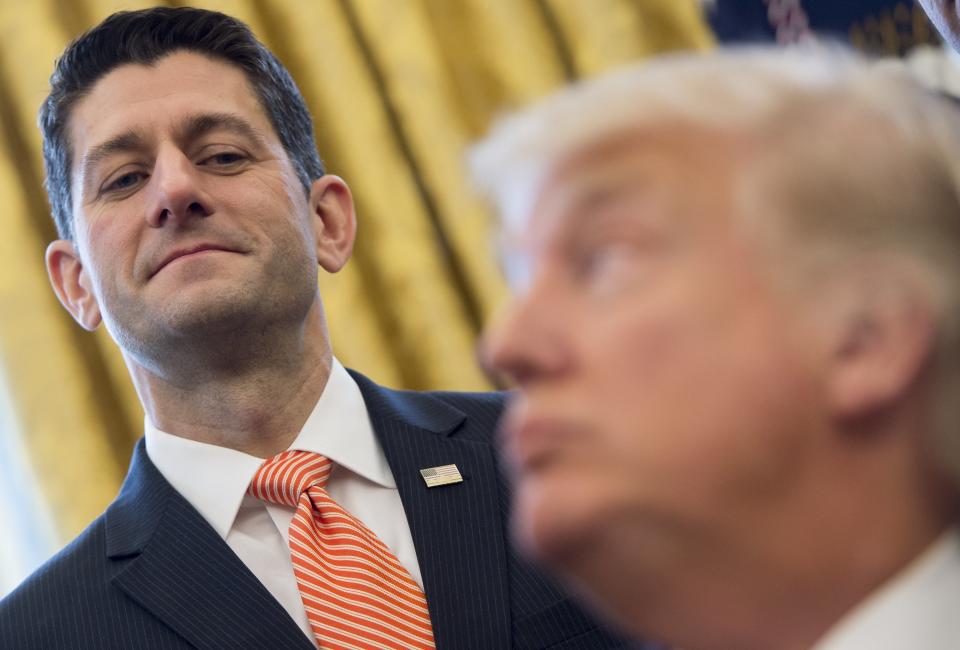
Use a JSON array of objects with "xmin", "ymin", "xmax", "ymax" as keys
[
  {"xmin": 45, "ymin": 239, "xmax": 102, "ymax": 331},
  {"xmin": 309, "ymin": 175, "xmax": 357, "ymax": 273}
]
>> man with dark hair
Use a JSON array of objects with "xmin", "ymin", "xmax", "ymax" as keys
[{"xmin": 0, "ymin": 8, "xmax": 631, "ymax": 649}]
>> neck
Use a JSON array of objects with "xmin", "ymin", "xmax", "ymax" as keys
[
  {"xmin": 579, "ymin": 430, "xmax": 957, "ymax": 650},
  {"xmin": 126, "ymin": 302, "xmax": 334, "ymax": 457},
  {"xmin": 597, "ymin": 517, "xmax": 952, "ymax": 650}
]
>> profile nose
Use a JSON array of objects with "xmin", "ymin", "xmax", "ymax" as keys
[
  {"xmin": 146, "ymin": 147, "xmax": 212, "ymax": 227},
  {"xmin": 480, "ymin": 282, "xmax": 569, "ymax": 388}
]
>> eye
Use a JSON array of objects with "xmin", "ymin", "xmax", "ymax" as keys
[
  {"xmin": 200, "ymin": 151, "xmax": 247, "ymax": 168},
  {"xmin": 573, "ymin": 243, "xmax": 630, "ymax": 277},
  {"xmin": 103, "ymin": 170, "xmax": 147, "ymax": 194},
  {"xmin": 568, "ymin": 242, "xmax": 649, "ymax": 296}
]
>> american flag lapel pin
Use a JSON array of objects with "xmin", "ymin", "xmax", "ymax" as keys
[{"xmin": 420, "ymin": 464, "xmax": 463, "ymax": 488}]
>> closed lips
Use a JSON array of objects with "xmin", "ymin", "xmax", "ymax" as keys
[{"xmin": 150, "ymin": 244, "xmax": 238, "ymax": 278}]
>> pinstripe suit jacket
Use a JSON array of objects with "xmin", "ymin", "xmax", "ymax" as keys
[{"xmin": 0, "ymin": 371, "xmax": 638, "ymax": 649}]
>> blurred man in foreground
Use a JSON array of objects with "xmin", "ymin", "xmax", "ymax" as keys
[{"xmin": 473, "ymin": 49, "xmax": 960, "ymax": 649}]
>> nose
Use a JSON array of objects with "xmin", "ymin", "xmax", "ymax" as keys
[
  {"xmin": 145, "ymin": 146, "xmax": 213, "ymax": 227},
  {"xmin": 480, "ymin": 280, "xmax": 570, "ymax": 388}
]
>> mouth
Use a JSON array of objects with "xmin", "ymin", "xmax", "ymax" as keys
[
  {"xmin": 150, "ymin": 244, "xmax": 241, "ymax": 279},
  {"xmin": 501, "ymin": 407, "xmax": 571, "ymax": 474}
]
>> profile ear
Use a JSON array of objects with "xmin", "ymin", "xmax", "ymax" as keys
[
  {"xmin": 309, "ymin": 175, "xmax": 357, "ymax": 273},
  {"xmin": 827, "ymin": 269, "xmax": 935, "ymax": 420},
  {"xmin": 45, "ymin": 239, "xmax": 102, "ymax": 331}
]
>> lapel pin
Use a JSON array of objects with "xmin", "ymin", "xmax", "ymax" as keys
[{"xmin": 420, "ymin": 464, "xmax": 463, "ymax": 488}]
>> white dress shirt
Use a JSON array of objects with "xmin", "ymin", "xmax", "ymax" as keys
[
  {"xmin": 813, "ymin": 528, "xmax": 960, "ymax": 650},
  {"xmin": 144, "ymin": 358, "xmax": 422, "ymax": 647}
]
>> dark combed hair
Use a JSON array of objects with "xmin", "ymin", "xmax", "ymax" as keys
[{"xmin": 39, "ymin": 7, "xmax": 325, "ymax": 240}]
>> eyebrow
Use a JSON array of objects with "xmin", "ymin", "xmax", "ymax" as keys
[
  {"xmin": 80, "ymin": 130, "xmax": 149, "ymax": 192},
  {"xmin": 79, "ymin": 112, "xmax": 269, "ymax": 193},
  {"xmin": 177, "ymin": 112, "xmax": 268, "ymax": 149},
  {"xmin": 557, "ymin": 179, "xmax": 638, "ymax": 226}
]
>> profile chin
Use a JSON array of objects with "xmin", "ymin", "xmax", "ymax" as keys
[{"xmin": 512, "ymin": 486, "xmax": 591, "ymax": 570}]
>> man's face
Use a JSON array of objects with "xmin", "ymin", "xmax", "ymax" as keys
[
  {"xmin": 919, "ymin": 0, "xmax": 960, "ymax": 51},
  {"xmin": 58, "ymin": 51, "xmax": 322, "ymax": 362},
  {"xmin": 484, "ymin": 128, "xmax": 830, "ymax": 613}
]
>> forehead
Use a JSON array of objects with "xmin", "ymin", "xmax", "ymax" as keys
[
  {"xmin": 526, "ymin": 125, "xmax": 746, "ymax": 243},
  {"xmin": 68, "ymin": 51, "xmax": 271, "ymax": 162}
]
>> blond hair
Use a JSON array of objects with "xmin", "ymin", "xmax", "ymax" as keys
[{"xmin": 470, "ymin": 47, "xmax": 960, "ymax": 481}]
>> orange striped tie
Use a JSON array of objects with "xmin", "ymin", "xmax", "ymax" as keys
[{"xmin": 248, "ymin": 450, "xmax": 436, "ymax": 650}]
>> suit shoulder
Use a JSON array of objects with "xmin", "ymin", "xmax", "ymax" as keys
[
  {"xmin": 349, "ymin": 368, "xmax": 509, "ymax": 439},
  {"xmin": 423, "ymin": 388, "xmax": 508, "ymax": 414},
  {"xmin": 417, "ymin": 389, "xmax": 508, "ymax": 441},
  {"xmin": 0, "ymin": 514, "xmax": 111, "ymax": 634}
]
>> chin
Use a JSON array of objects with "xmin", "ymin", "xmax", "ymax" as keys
[
  {"xmin": 513, "ymin": 489, "xmax": 649, "ymax": 641},
  {"xmin": 511, "ymin": 475, "xmax": 600, "ymax": 569},
  {"xmin": 163, "ymin": 294, "xmax": 259, "ymax": 333}
]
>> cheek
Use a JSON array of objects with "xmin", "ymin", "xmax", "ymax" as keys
[
  {"xmin": 579, "ymin": 293, "xmax": 717, "ymax": 424},
  {"xmin": 221, "ymin": 175, "xmax": 312, "ymax": 249},
  {"xmin": 513, "ymin": 269, "xmax": 825, "ymax": 557},
  {"xmin": 80, "ymin": 220, "xmax": 140, "ymax": 293},
  {"xmin": 574, "ymin": 291, "xmax": 818, "ymax": 501}
]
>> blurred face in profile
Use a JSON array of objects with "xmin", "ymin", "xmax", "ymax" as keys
[
  {"xmin": 482, "ymin": 125, "xmax": 833, "ymax": 629},
  {"xmin": 918, "ymin": 0, "xmax": 960, "ymax": 51}
]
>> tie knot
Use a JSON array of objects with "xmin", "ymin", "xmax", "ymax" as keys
[{"xmin": 248, "ymin": 450, "xmax": 332, "ymax": 508}]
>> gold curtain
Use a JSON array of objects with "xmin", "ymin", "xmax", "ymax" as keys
[{"xmin": 0, "ymin": 0, "xmax": 712, "ymax": 543}]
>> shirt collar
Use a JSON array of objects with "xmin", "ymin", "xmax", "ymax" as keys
[
  {"xmin": 144, "ymin": 358, "xmax": 393, "ymax": 540},
  {"xmin": 813, "ymin": 527, "xmax": 960, "ymax": 650}
]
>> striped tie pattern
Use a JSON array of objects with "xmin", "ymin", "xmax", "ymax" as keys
[{"xmin": 248, "ymin": 450, "xmax": 436, "ymax": 649}]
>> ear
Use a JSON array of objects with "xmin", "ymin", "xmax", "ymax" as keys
[
  {"xmin": 827, "ymin": 270, "xmax": 935, "ymax": 421},
  {"xmin": 308, "ymin": 174, "xmax": 357, "ymax": 273},
  {"xmin": 45, "ymin": 239, "xmax": 102, "ymax": 331}
]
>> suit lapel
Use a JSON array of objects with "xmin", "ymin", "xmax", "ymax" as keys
[
  {"xmin": 352, "ymin": 372, "xmax": 513, "ymax": 650},
  {"xmin": 104, "ymin": 441, "xmax": 315, "ymax": 650}
]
